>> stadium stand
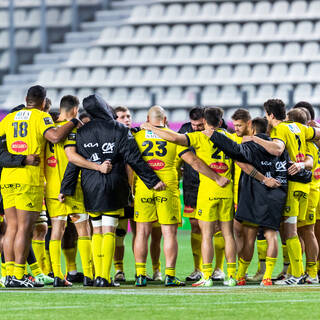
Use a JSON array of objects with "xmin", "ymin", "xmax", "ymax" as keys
[{"xmin": 1, "ymin": 0, "xmax": 320, "ymax": 121}]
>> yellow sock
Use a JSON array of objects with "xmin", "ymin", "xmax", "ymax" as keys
[
  {"xmin": 227, "ymin": 262, "xmax": 236, "ymax": 279},
  {"xmin": 165, "ymin": 267, "xmax": 175, "ymax": 277},
  {"xmin": 264, "ymin": 257, "xmax": 277, "ymax": 280},
  {"xmin": 13, "ymin": 263, "xmax": 25, "ymax": 280},
  {"xmin": 257, "ymin": 240, "xmax": 267, "ymax": 272},
  {"xmin": 101, "ymin": 232, "xmax": 115, "ymax": 281},
  {"xmin": 24, "ymin": 264, "xmax": 28, "ymax": 276},
  {"xmin": 49, "ymin": 240, "xmax": 64, "ymax": 279},
  {"xmin": 78, "ymin": 236, "xmax": 93, "ymax": 279},
  {"xmin": 287, "ymin": 264, "xmax": 292, "ymax": 275},
  {"xmin": 29, "ymin": 262, "xmax": 42, "ymax": 277},
  {"xmin": 92, "ymin": 233, "xmax": 103, "ymax": 278},
  {"xmin": 306, "ymin": 261, "xmax": 318, "ymax": 279},
  {"xmin": 191, "ymin": 232, "xmax": 202, "ymax": 271},
  {"xmin": 5, "ymin": 261, "xmax": 14, "ymax": 277},
  {"xmin": 152, "ymin": 261, "xmax": 161, "ymax": 273},
  {"xmin": 317, "ymin": 260, "xmax": 320, "ymax": 271},
  {"xmin": 282, "ymin": 244, "xmax": 290, "ymax": 273},
  {"xmin": 114, "ymin": 260, "xmax": 123, "ymax": 272},
  {"xmin": 202, "ymin": 263, "xmax": 213, "ymax": 280},
  {"xmin": 1, "ymin": 262, "xmax": 6, "ymax": 277},
  {"xmin": 136, "ymin": 262, "xmax": 146, "ymax": 276},
  {"xmin": 236, "ymin": 258, "xmax": 250, "ymax": 280},
  {"xmin": 214, "ymin": 231, "xmax": 225, "ymax": 271},
  {"xmin": 32, "ymin": 240, "xmax": 46, "ymax": 274},
  {"xmin": 287, "ymin": 236, "xmax": 304, "ymax": 277},
  {"xmin": 45, "ymin": 250, "xmax": 52, "ymax": 274},
  {"xmin": 62, "ymin": 247, "xmax": 77, "ymax": 274}
]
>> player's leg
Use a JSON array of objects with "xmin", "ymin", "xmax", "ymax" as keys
[
  {"xmin": 150, "ymin": 223, "xmax": 162, "ymax": 280},
  {"xmin": 261, "ymin": 229, "xmax": 278, "ymax": 286},
  {"xmin": 44, "ymin": 215, "xmax": 53, "ymax": 276},
  {"xmin": 234, "ymin": 219, "xmax": 244, "ymax": 253},
  {"xmin": 276, "ymin": 223, "xmax": 290, "ymax": 280},
  {"xmin": 213, "ymin": 223, "xmax": 225, "ymax": 281},
  {"xmin": 114, "ymin": 218, "xmax": 128, "ymax": 282},
  {"xmin": 71, "ymin": 213, "xmax": 93, "ymax": 285},
  {"xmin": 134, "ymin": 221, "xmax": 152, "ymax": 286},
  {"xmin": 90, "ymin": 215, "xmax": 103, "ymax": 286},
  {"xmin": 100, "ymin": 212, "xmax": 120, "ymax": 287},
  {"xmin": 0, "ymin": 216, "xmax": 5, "ymax": 287}
]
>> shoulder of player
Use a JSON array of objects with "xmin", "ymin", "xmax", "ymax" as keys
[{"xmin": 178, "ymin": 122, "xmax": 192, "ymax": 133}]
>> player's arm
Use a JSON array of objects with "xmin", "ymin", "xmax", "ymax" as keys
[
  {"xmin": 236, "ymin": 162, "xmax": 281, "ymax": 188},
  {"xmin": 140, "ymin": 122, "xmax": 188, "ymax": 146},
  {"xmin": 180, "ymin": 150, "xmax": 229, "ymax": 187},
  {"xmin": 287, "ymin": 155, "xmax": 313, "ymax": 175},
  {"xmin": 65, "ymin": 146, "xmax": 112, "ymax": 174},
  {"xmin": 248, "ymin": 136, "xmax": 285, "ymax": 157},
  {"xmin": 44, "ymin": 121, "xmax": 77, "ymax": 144}
]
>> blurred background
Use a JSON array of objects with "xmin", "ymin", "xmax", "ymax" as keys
[{"xmin": 1, "ymin": 0, "xmax": 320, "ymax": 123}]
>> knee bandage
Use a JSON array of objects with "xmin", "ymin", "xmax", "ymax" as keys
[
  {"xmin": 102, "ymin": 215, "xmax": 119, "ymax": 228},
  {"xmin": 70, "ymin": 213, "xmax": 89, "ymax": 224}
]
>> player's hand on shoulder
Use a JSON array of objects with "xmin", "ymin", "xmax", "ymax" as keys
[
  {"xmin": 153, "ymin": 181, "xmax": 166, "ymax": 191},
  {"xmin": 25, "ymin": 154, "xmax": 40, "ymax": 166},
  {"xmin": 287, "ymin": 162, "xmax": 302, "ymax": 175},
  {"xmin": 58, "ymin": 193, "xmax": 65, "ymax": 203},
  {"xmin": 216, "ymin": 176, "xmax": 230, "ymax": 188},
  {"xmin": 262, "ymin": 177, "xmax": 281, "ymax": 188},
  {"xmin": 241, "ymin": 135, "xmax": 254, "ymax": 143},
  {"xmin": 202, "ymin": 128, "xmax": 214, "ymax": 137},
  {"xmin": 308, "ymin": 120, "xmax": 320, "ymax": 128},
  {"xmin": 99, "ymin": 160, "xmax": 112, "ymax": 174},
  {"xmin": 140, "ymin": 122, "xmax": 152, "ymax": 131}
]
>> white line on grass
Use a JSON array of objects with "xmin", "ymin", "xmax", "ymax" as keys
[{"xmin": 4, "ymin": 306, "xmax": 86, "ymax": 311}]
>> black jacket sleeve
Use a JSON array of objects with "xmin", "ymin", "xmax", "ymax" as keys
[
  {"xmin": 0, "ymin": 136, "xmax": 26, "ymax": 167},
  {"xmin": 210, "ymin": 131, "xmax": 249, "ymax": 163},
  {"xmin": 60, "ymin": 162, "xmax": 81, "ymax": 196},
  {"xmin": 119, "ymin": 130, "xmax": 161, "ymax": 189}
]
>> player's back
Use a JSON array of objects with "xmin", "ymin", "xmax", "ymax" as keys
[
  {"xmin": 0, "ymin": 108, "xmax": 54, "ymax": 186},
  {"xmin": 307, "ymin": 141, "xmax": 320, "ymax": 189},
  {"xmin": 134, "ymin": 128, "xmax": 178, "ymax": 184}
]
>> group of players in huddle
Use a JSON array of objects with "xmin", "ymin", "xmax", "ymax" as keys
[{"xmin": 0, "ymin": 84, "xmax": 319, "ymax": 288}]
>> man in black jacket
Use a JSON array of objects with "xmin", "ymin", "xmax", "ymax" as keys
[{"xmin": 60, "ymin": 94, "xmax": 165, "ymax": 287}]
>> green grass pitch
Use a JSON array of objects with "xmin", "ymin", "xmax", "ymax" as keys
[{"xmin": 1, "ymin": 231, "xmax": 320, "ymax": 320}]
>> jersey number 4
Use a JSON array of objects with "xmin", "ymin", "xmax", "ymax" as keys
[
  {"xmin": 12, "ymin": 121, "xmax": 28, "ymax": 138},
  {"xmin": 142, "ymin": 140, "xmax": 167, "ymax": 157}
]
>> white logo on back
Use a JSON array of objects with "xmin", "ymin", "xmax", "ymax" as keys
[
  {"xmin": 14, "ymin": 110, "xmax": 31, "ymax": 121},
  {"xmin": 102, "ymin": 142, "xmax": 115, "ymax": 154}
]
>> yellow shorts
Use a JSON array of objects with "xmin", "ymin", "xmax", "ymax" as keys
[
  {"xmin": 89, "ymin": 208, "xmax": 124, "ymax": 219},
  {"xmin": 284, "ymin": 190, "xmax": 308, "ymax": 221},
  {"xmin": 298, "ymin": 187, "xmax": 319, "ymax": 227},
  {"xmin": 196, "ymin": 197, "xmax": 234, "ymax": 222},
  {"xmin": 183, "ymin": 205, "xmax": 196, "ymax": 218},
  {"xmin": 317, "ymin": 194, "xmax": 320, "ymax": 220},
  {"xmin": 46, "ymin": 197, "xmax": 86, "ymax": 218},
  {"xmin": 134, "ymin": 183, "xmax": 181, "ymax": 225},
  {"xmin": 1, "ymin": 184, "xmax": 43, "ymax": 212},
  {"xmin": 0, "ymin": 215, "xmax": 3, "ymax": 223},
  {"xmin": 153, "ymin": 221, "xmax": 161, "ymax": 228}
]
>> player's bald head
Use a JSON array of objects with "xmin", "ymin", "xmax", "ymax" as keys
[{"xmin": 148, "ymin": 105, "xmax": 166, "ymax": 123}]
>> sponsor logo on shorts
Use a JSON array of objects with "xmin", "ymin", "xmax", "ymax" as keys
[
  {"xmin": 47, "ymin": 156, "xmax": 57, "ymax": 167},
  {"xmin": 284, "ymin": 206, "xmax": 291, "ymax": 213},
  {"xmin": 171, "ymin": 216, "xmax": 177, "ymax": 221},
  {"xmin": 309, "ymin": 213, "xmax": 314, "ymax": 221},
  {"xmin": 1, "ymin": 184, "xmax": 21, "ymax": 190},
  {"xmin": 210, "ymin": 162, "xmax": 228, "ymax": 174},
  {"xmin": 198, "ymin": 209, "xmax": 202, "ymax": 216},
  {"xmin": 135, "ymin": 211, "xmax": 139, "ymax": 218},
  {"xmin": 141, "ymin": 196, "xmax": 168, "ymax": 203},
  {"xmin": 11, "ymin": 141, "xmax": 28, "ymax": 152},
  {"xmin": 26, "ymin": 202, "xmax": 34, "ymax": 208},
  {"xmin": 314, "ymin": 168, "xmax": 320, "ymax": 180},
  {"xmin": 14, "ymin": 110, "xmax": 31, "ymax": 121},
  {"xmin": 147, "ymin": 159, "xmax": 165, "ymax": 170},
  {"xmin": 44, "ymin": 117, "xmax": 54, "ymax": 125},
  {"xmin": 72, "ymin": 205, "xmax": 79, "ymax": 211}
]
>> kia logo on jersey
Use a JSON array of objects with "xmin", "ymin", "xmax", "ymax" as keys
[
  {"xmin": 47, "ymin": 156, "xmax": 57, "ymax": 167},
  {"xmin": 11, "ymin": 141, "xmax": 28, "ymax": 152},
  {"xmin": 314, "ymin": 167, "xmax": 320, "ymax": 180},
  {"xmin": 210, "ymin": 162, "xmax": 228, "ymax": 173},
  {"xmin": 147, "ymin": 159, "xmax": 165, "ymax": 170}
]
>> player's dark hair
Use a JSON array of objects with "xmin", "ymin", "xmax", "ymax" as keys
[
  {"xmin": 189, "ymin": 107, "xmax": 204, "ymax": 121},
  {"xmin": 252, "ymin": 117, "xmax": 268, "ymax": 134},
  {"xmin": 49, "ymin": 110, "xmax": 60, "ymax": 122},
  {"xmin": 44, "ymin": 97, "xmax": 52, "ymax": 113},
  {"xmin": 287, "ymin": 108, "xmax": 307, "ymax": 125},
  {"xmin": 79, "ymin": 112, "xmax": 91, "ymax": 121},
  {"xmin": 60, "ymin": 95, "xmax": 79, "ymax": 112},
  {"xmin": 231, "ymin": 108, "xmax": 251, "ymax": 122},
  {"xmin": 26, "ymin": 85, "xmax": 46, "ymax": 108},
  {"xmin": 204, "ymin": 107, "xmax": 223, "ymax": 127},
  {"xmin": 293, "ymin": 101, "xmax": 315, "ymax": 120},
  {"xmin": 264, "ymin": 99, "xmax": 286, "ymax": 121},
  {"xmin": 114, "ymin": 106, "xmax": 129, "ymax": 114}
]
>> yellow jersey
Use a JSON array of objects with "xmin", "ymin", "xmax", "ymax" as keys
[
  {"xmin": 270, "ymin": 121, "xmax": 315, "ymax": 193},
  {"xmin": 186, "ymin": 129, "xmax": 234, "ymax": 198},
  {"xmin": 45, "ymin": 120, "xmax": 80, "ymax": 199},
  {"xmin": 134, "ymin": 128, "xmax": 178, "ymax": 185},
  {"xmin": 0, "ymin": 108, "xmax": 55, "ymax": 186},
  {"xmin": 307, "ymin": 141, "xmax": 320, "ymax": 189}
]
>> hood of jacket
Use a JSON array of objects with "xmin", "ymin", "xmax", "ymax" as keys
[{"xmin": 82, "ymin": 94, "xmax": 116, "ymax": 122}]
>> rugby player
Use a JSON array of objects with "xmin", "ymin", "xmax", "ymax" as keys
[
  {"xmin": 178, "ymin": 107, "xmax": 204, "ymax": 281},
  {"xmin": 46, "ymin": 95, "xmax": 94, "ymax": 287},
  {"xmin": 0, "ymin": 85, "xmax": 77, "ymax": 287},
  {"xmin": 141, "ymin": 107, "xmax": 237, "ymax": 287},
  {"xmin": 247, "ymin": 99, "xmax": 320, "ymax": 285}
]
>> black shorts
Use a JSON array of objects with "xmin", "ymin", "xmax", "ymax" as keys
[
  {"xmin": 183, "ymin": 191, "xmax": 198, "ymax": 209},
  {"xmin": 119, "ymin": 206, "xmax": 134, "ymax": 220}
]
